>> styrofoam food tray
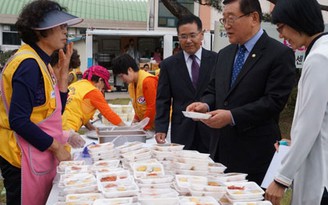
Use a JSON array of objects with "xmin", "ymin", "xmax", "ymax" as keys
[
  {"xmin": 96, "ymin": 170, "xmax": 130, "ymax": 183},
  {"xmin": 225, "ymin": 181, "xmax": 265, "ymax": 200},
  {"xmin": 57, "ymin": 161, "xmax": 85, "ymax": 173},
  {"xmin": 182, "ymin": 111, "xmax": 211, "ymax": 119},
  {"xmin": 136, "ymin": 174, "xmax": 174, "ymax": 184},
  {"xmin": 208, "ymin": 162, "xmax": 227, "ymax": 173},
  {"xmin": 152, "ymin": 143, "xmax": 185, "ymax": 151},
  {"xmin": 100, "ymin": 181, "xmax": 139, "ymax": 198},
  {"xmin": 66, "ymin": 193, "xmax": 103, "ymax": 202},
  {"xmin": 179, "ymin": 196, "xmax": 220, "ymax": 205},
  {"xmin": 92, "ymin": 160, "xmax": 120, "ymax": 169},
  {"xmin": 132, "ymin": 162, "xmax": 165, "ymax": 178},
  {"xmin": 93, "ymin": 197, "xmax": 133, "ymax": 205},
  {"xmin": 116, "ymin": 141, "xmax": 144, "ymax": 153},
  {"xmin": 233, "ymin": 201, "xmax": 273, "ymax": 205}
]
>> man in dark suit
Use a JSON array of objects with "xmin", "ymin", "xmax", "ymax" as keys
[
  {"xmin": 155, "ymin": 15, "xmax": 217, "ymax": 153},
  {"xmin": 186, "ymin": 0, "xmax": 296, "ymax": 185}
]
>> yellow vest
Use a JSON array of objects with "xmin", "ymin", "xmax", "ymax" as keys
[
  {"xmin": 0, "ymin": 44, "xmax": 56, "ymax": 168},
  {"xmin": 128, "ymin": 70, "xmax": 157, "ymax": 129},
  {"xmin": 62, "ymin": 79, "xmax": 97, "ymax": 131},
  {"xmin": 68, "ymin": 67, "xmax": 82, "ymax": 85}
]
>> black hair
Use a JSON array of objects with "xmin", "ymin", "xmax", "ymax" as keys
[
  {"xmin": 15, "ymin": 0, "xmax": 67, "ymax": 45},
  {"xmin": 111, "ymin": 54, "xmax": 139, "ymax": 75},
  {"xmin": 223, "ymin": 0, "xmax": 262, "ymax": 22},
  {"xmin": 90, "ymin": 75, "xmax": 101, "ymax": 83},
  {"xmin": 272, "ymin": 0, "xmax": 324, "ymax": 36},
  {"xmin": 50, "ymin": 48, "xmax": 80, "ymax": 69},
  {"xmin": 176, "ymin": 15, "xmax": 202, "ymax": 33}
]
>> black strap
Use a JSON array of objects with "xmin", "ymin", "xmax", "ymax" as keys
[{"xmin": 305, "ymin": 32, "xmax": 328, "ymax": 59}]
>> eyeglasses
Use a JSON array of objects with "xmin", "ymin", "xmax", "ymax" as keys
[
  {"xmin": 59, "ymin": 24, "xmax": 68, "ymax": 30},
  {"xmin": 276, "ymin": 24, "xmax": 285, "ymax": 34},
  {"xmin": 178, "ymin": 31, "xmax": 202, "ymax": 40},
  {"xmin": 219, "ymin": 13, "xmax": 251, "ymax": 25}
]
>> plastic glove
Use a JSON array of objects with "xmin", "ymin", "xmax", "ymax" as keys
[{"xmin": 67, "ymin": 130, "xmax": 86, "ymax": 148}]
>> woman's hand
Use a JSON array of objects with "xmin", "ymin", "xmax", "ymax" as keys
[{"xmin": 53, "ymin": 42, "xmax": 74, "ymax": 92}]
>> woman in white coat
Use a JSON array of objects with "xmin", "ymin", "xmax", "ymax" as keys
[{"xmin": 265, "ymin": 0, "xmax": 328, "ymax": 204}]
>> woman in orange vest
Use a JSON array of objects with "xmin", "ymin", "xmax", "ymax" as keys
[
  {"xmin": 62, "ymin": 65, "xmax": 126, "ymax": 132},
  {"xmin": 112, "ymin": 54, "xmax": 158, "ymax": 131},
  {"xmin": 0, "ymin": 1, "xmax": 83, "ymax": 204}
]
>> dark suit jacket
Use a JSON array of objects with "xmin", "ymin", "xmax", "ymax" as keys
[
  {"xmin": 202, "ymin": 32, "xmax": 296, "ymax": 178},
  {"xmin": 155, "ymin": 48, "xmax": 217, "ymax": 152}
]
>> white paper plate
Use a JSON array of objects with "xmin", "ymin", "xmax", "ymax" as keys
[{"xmin": 182, "ymin": 111, "xmax": 211, "ymax": 119}]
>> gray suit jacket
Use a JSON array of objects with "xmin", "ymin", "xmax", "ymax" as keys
[{"xmin": 155, "ymin": 48, "xmax": 217, "ymax": 152}]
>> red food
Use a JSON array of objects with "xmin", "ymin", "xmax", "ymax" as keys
[
  {"xmin": 227, "ymin": 185, "xmax": 245, "ymax": 190},
  {"xmin": 105, "ymin": 183, "xmax": 117, "ymax": 188},
  {"xmin": 101, "ymin": 176, "xmax": 117, "ymax": 182}
]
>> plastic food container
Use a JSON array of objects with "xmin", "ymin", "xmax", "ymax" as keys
[
  {"xmin": 96, "ymin": 170, "xmax": 130, "ymax": 183},
  {"xmin": 64, "ymin": 165, "xmax": 90, "ymax": 174},
  {"xmin": 93, "ymin": 197, "xmax": 133, "ymax": 205},
  {"xmin": 175, "ymin": 150, "xmax": 210, "ymax": 159},
  {"xmin": 132, "ymin": 162, "xmax": 165, "ymax": 178},
  {"xmin": 152, "ymin": 143, "xmax": 184, "ymax": 151},
  {"xmin": 100, "ymin": 180, "xmax": 139, "ymax": 198},
  {"xmin": 65, "ymin": 193, "xmax": 103, "ymax": 202},
  {"xmin": 116, "ymin": 141, "xmax": 144, "ymax": 153},
  {"xmin": 233, "ymin": 201, "xmax": 273, "ymax": 205},
  {"xmin": 208, "ymin": 163, "xmax": 227, "ymax": 174},
  {"xmin": 92, "ymin": 160, "xmax": 120, "ymax": 169},
  {"xmin": 98, "ymin": 130, "xmax": 147, "ymax": 146},
  {"xmin": 136, "ymin": 175, "xmax": 174, "ymax": 184},
  {"xmin": 179, "ymin": 196, "xmax": 220, "ymax": 205},
  {"xmin": 220, "ymin": 173, "xmax": 248, "ymax": 182},
  {"xmin": 225, "ymin": 181, "xmax": 265, "ymax": 200},
  {"xmin": 57, "ymin": 161, "xmax": 85, "ymax": 173}
]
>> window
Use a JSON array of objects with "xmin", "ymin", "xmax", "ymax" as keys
[
  {"xmin": 2, "ymin": 25, "xmax": 20, "ymax": 45},
  {"xmin": 158, "ymin": 0, "xmax": 194, "ymax": 28}
]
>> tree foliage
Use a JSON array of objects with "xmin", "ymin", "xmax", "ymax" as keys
[{"xmin": 161, "ymin": 0, "xmax": 328, "ymax": 19}]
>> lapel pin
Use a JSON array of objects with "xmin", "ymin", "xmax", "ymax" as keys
[{"xmin": 252, "ymin": 54, "xmax": 256, "ymax": 58}]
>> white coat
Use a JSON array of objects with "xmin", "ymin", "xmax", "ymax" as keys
[{"xmin": 275, "ymin": 35, "xmax": 328, "ymax": 205}]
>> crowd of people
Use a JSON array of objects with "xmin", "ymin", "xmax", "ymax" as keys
[{"xmin": 0, "ymin": 0, "xmax": 327, "ymax": 204}]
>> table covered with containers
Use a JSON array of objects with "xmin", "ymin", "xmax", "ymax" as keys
[{"xmin": 46, "ymin": 104, "xmax": 273, "ymax": 205}]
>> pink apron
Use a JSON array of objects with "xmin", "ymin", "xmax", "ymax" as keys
[
  {"xmin": 17, "ymin": 84, "xmax": 66, "ymax": 205},
  {"xmin": 1, "ymin": 51, "xmax": 68, "ymax": 204}
]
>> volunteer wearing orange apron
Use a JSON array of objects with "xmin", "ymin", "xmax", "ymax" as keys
[
  {"xmin": 112, "ymin": 54, "xmax": 158, "ymax": 131},
  {"xmin": 0, "ymin": 1, "xmax": 83, "ymax": 204}
]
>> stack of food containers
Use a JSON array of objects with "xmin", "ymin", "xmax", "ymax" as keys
[
  {"xmin": 87, "ymin": 142, "xmax": 118, "ymax": 161},
  {"xmin": 116, "ymin": 142, "xmax": 151, "ymax": 169},
  {"xmin": 173, "ymin": 150, "xmax": 210, "ymax": 176},
  {"xmin": 179, "ymin": 196, "xmax": 221, "ymax": 205},
  {"xmin": 232, "ymin": 201, "xmax": 273, "ymax": 205},
  {"xmin": 96, "ymin": 170, "xmax": 139, "ymax": 199},
  {"xmin": 132, "ymin": 160, "xmax": 179, "ymax": 205},
  {"xmin": 102, "ymin": 104, "xmax": 134, "ymax": 124},
  {"xmin": 151, "ymin": 143, "xmax": 185, "ymax": 173},
  {"xmin": 53, "ymin": 141, "xmax": 269, "ymax": 205},
  {"xmin": 224, "ymin": 181, "xmax": 265, "ymax": 204}
]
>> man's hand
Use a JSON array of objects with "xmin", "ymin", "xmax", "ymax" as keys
[
  {"xmin": 155, "ymin": 132, "xmax": 166, "ymax": 144},
  {"xmin": 265, "ymin": 181, "xmax": 286, "ymax": 205},
  {"xmin": 201, "ymin": 109, "xmax": 232, "ymax": 128},
  {"xmin": 186, "ymin": 102, "xmax": 208, "ymax": 113}
]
